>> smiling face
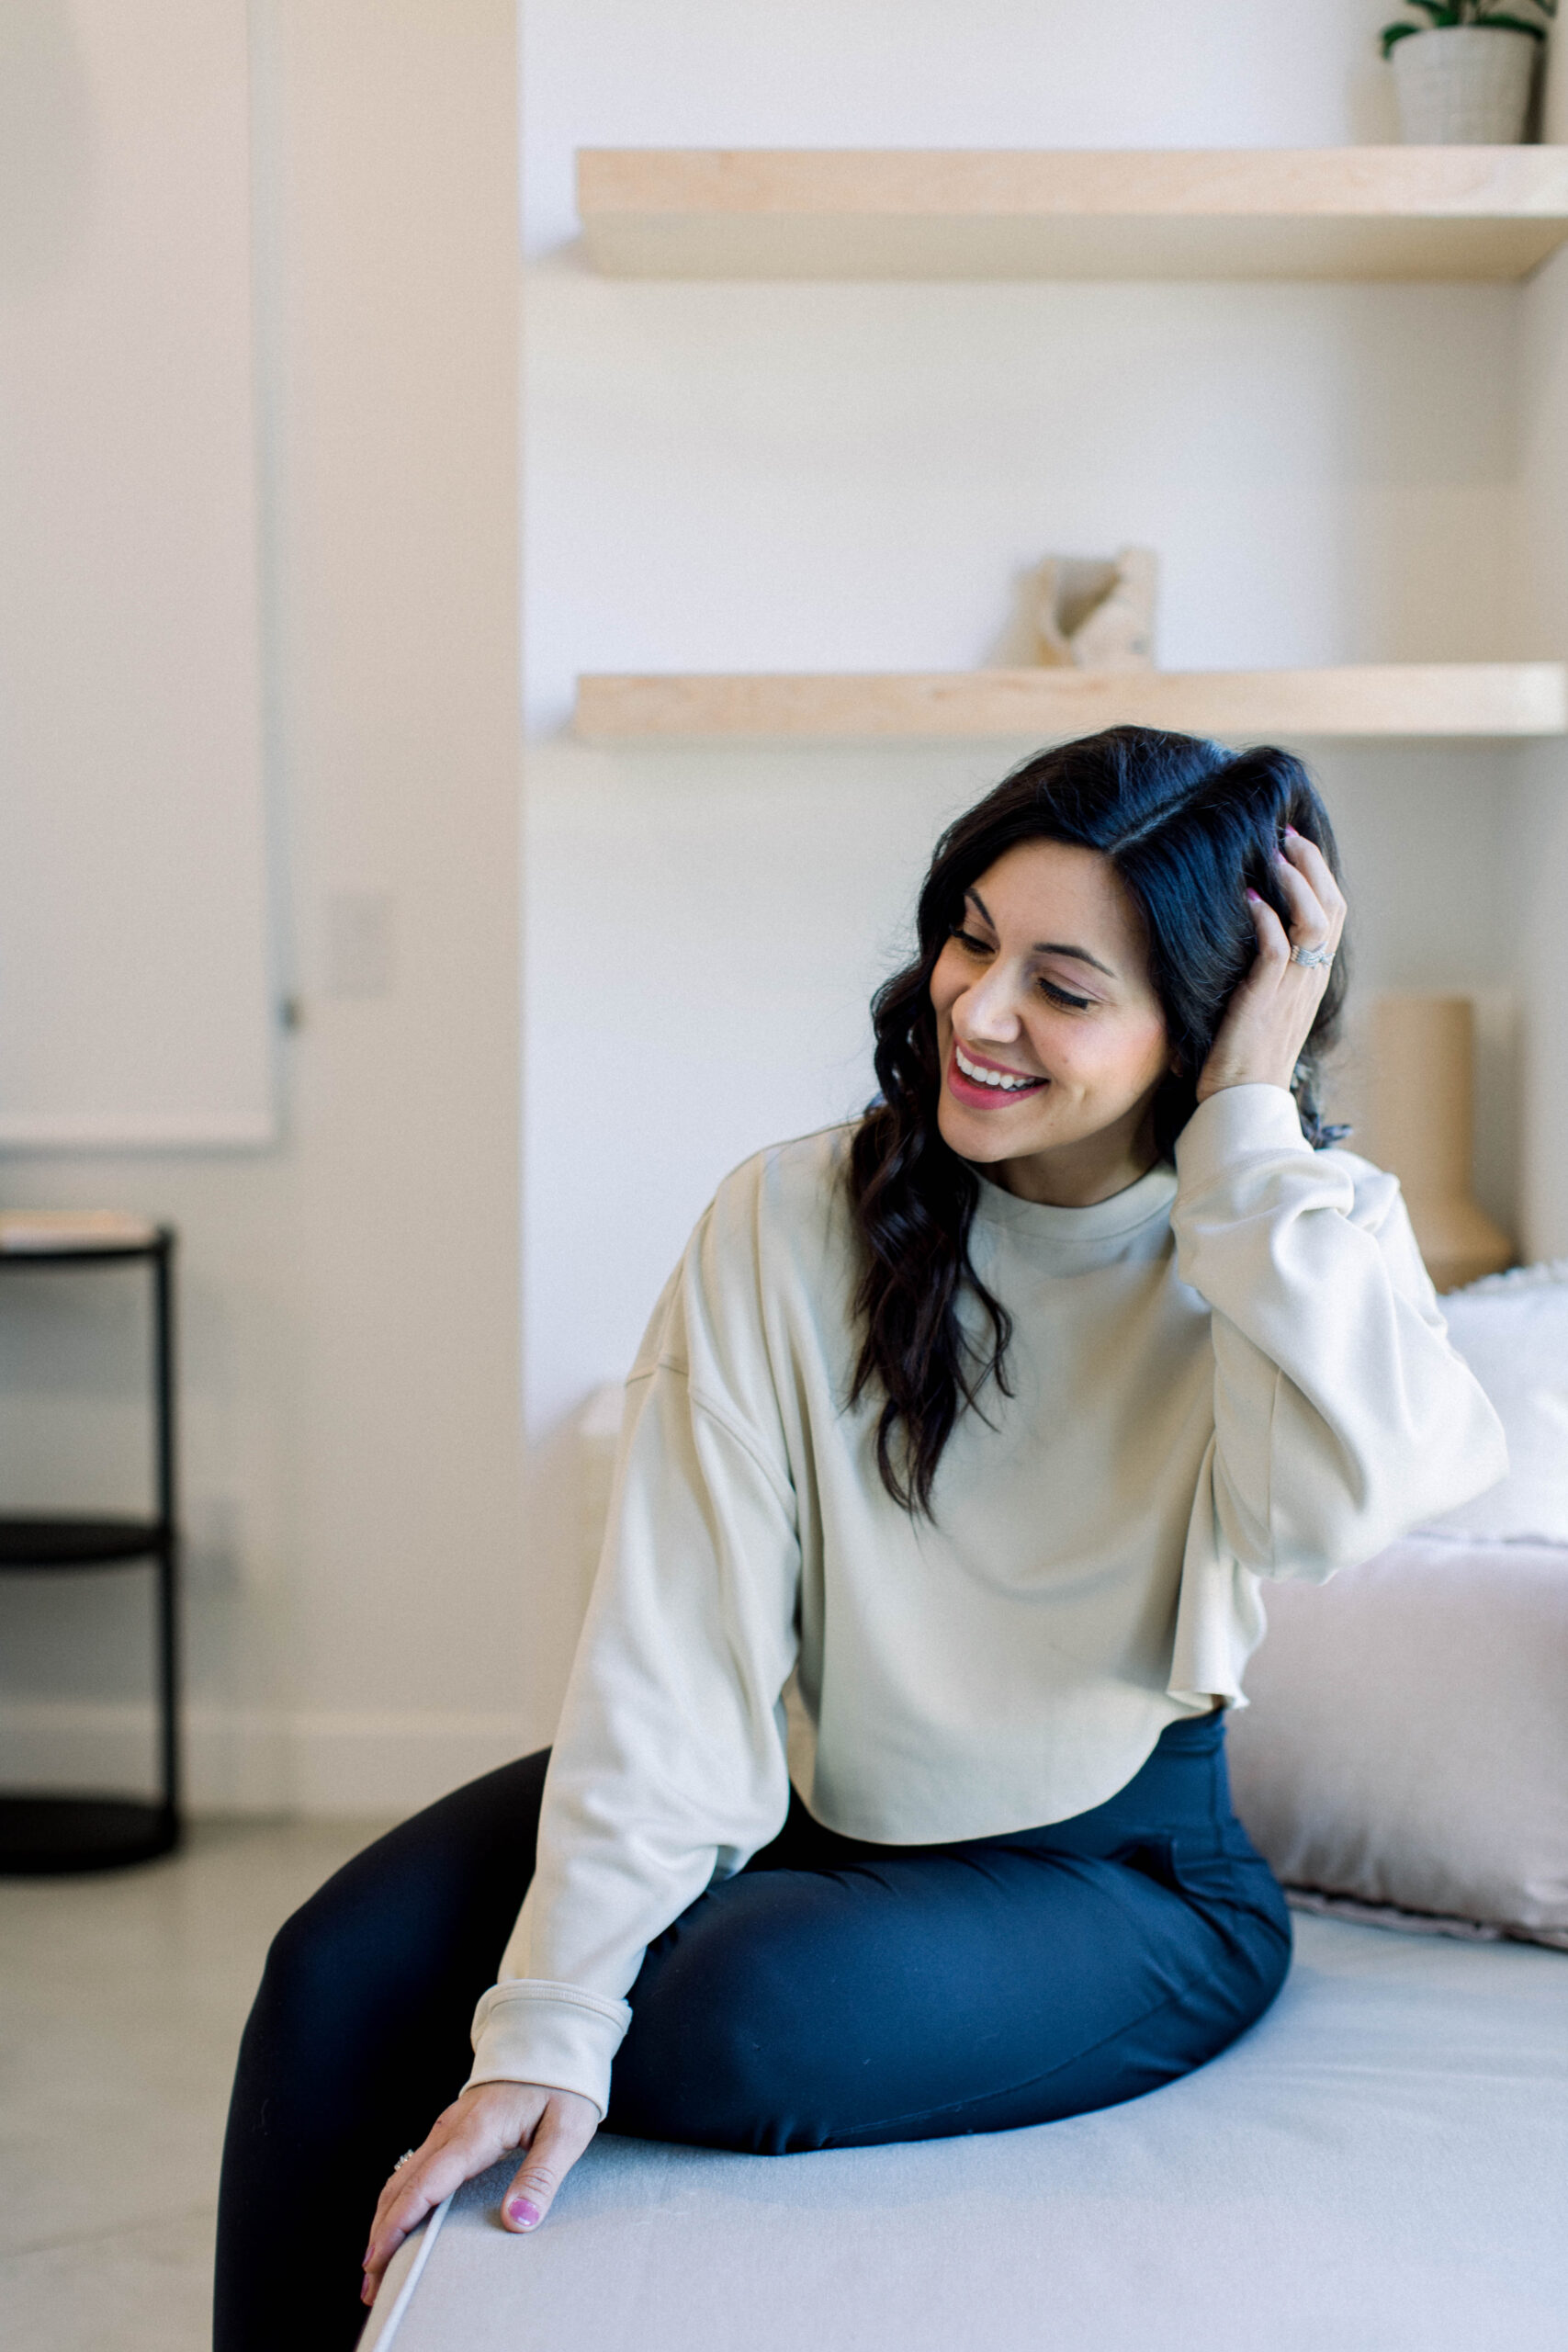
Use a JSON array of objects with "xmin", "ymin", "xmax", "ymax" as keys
[{"xmin": 929, "ymin": 838, "xmax": 1176, "ymax": 1206}]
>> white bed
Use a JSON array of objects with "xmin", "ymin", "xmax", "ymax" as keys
[{"xmin": 359, "ymin": 1911, "xmax": 1568, "ymax": 2352}]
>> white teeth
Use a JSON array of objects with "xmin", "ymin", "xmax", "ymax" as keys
[{"xmin": 955, "ymin": 1043, "xmax": 1040, "ymax": 1092}]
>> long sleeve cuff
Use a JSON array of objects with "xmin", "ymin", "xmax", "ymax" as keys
[
  {"xmin": 466, "ymin": 1979, "xmax": 633, "ymax": 2119},
  {"xmin": 1173, "ymin": 1083, "xmax": 1309, "ymax": 1193}
]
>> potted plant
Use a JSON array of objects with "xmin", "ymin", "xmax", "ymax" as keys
[{"xmin": 1382, "ymin": 1, "xmax": 1555, "ymax": 141}]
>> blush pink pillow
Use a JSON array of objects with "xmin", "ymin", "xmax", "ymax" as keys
[{"xmin": 1226, "ymin": 1534, "xmax": 1568, "ymax": 1949}]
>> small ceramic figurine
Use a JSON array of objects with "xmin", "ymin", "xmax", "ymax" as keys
[{"xmin": 996, "ymin": 546, "xmax": 1158, "ymax": 671}]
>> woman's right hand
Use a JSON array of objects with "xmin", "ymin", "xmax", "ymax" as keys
[{"xmin": 361, "ymin": 2078, "xmax": 600, "ymax": 2307}]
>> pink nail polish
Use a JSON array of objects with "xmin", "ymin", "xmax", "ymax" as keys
[
  {"xmin": 507, "ymin": 2196, "xmax": 542, "ymax": 2229},
  {"xmin": 1246, "ymin": 888, "xmax": 1260, "ymax": 902}
]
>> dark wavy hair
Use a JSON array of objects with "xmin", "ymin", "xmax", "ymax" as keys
[{"xmin": 847, "ymin": 725, "xmax": 1348, "ymax": 1515}]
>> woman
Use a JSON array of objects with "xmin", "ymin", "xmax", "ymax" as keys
[{"xmin": 215, "ymin": 728, "xmax": 1505, "ymax": 2349}]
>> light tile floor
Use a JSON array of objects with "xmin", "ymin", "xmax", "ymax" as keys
[{"xmin": 1, "ymin": 1816, "xmax": 389, "ymax": 2352}]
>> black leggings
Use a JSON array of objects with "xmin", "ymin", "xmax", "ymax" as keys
[{"xmin": 214, "ymin": 1713, "xmax": 1291, "ymax": 2352}]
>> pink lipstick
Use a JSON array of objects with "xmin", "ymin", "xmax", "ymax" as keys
[{"xmin": 945, "ymin": 1040, "xmax": 1049, "ymax": 1111}]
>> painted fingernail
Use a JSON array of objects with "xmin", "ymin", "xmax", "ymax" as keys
[
  {"xmin": 1246, "ymin": 888, "xmax": 1261, "ymax": 902},
  {"xmin": 507, "ymin": 2197, "xmax": 542, "ymax": 2229},
  {"xmin": 1284, "ymin": 824, "xmax": 1301, "ymax": 838}
]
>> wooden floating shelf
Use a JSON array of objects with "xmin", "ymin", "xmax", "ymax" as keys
[
  {"xmin": 575, "ymin": 664, "xmax": 1568, "ymax": 744},
  {"xmin": 578, "ymin": 147, "xmax": 1568, "ymax": 283}
]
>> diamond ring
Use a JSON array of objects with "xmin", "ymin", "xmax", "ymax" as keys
[
  {"xmin": 1290, "ymin": 944, "xmax": 1333, "ymax": 969},
  {"xmin": 391, "ymin": 2149, "xmax": 416, "ymax": 2173}
]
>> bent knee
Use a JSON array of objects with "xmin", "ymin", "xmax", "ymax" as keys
[
  {"xmin": 254, "ymin": 1890, "xmax": 350, "ymax": 2032},
  {"xmin": 610, "ymin": 1927, "xmax": 820, "ymax": 2153}
]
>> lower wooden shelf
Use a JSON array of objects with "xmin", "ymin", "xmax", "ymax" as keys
[{"xmin": 575, "ymin": 662, "xmax": 1568, "ymax": 744}]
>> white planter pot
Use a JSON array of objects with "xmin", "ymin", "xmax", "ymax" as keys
[{"xmin": 1393, "ymin": 25, "xmax": 1540, "ymax": 143}]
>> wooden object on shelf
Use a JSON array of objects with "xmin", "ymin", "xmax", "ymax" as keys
[
  {"xmin": 574, "ymin": 662, "xmax": 1568, "ymax": 744},
  {"xmin": 1356, "ymin": 994, "xmax": 1512, "ymax": 1294},
  {"xmin": 578, "ymin": 148, "xmax": 1568, "ymax": 283},
  {"xmin": 995, "ymin": 548, "xmax": 1157, "ymax": 672}
]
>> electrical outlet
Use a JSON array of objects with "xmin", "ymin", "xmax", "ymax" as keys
[{"xmin": 325, "ymin": 889, "xmax": 397, "ymax": 998}]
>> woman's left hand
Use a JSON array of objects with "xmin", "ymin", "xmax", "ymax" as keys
[
  {"xmin": 1195, "ymin": 827, "xmax": 1347, "ymax": 1103},
  {"xmin": 362, "ymin": 2080, "xmax": 600, "ymax": 2307}
]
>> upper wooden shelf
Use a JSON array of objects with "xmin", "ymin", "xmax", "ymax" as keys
[
  {"xmin": 577, "ymin": 148, "xmax": 1568, "ymax": 282},
  {"xmin": 575, "ymin": 663, "xmax": 1568, "ymax": 744}
]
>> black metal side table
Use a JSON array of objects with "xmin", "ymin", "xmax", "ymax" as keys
[{"xmin": 0, "ymin": 1216, "xmax": 181, "ymax": 1872}]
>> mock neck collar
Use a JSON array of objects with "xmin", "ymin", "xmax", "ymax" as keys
[{"xmin": 971, "ymin": 1156, "xmax": 1178, "ymax": 1243}]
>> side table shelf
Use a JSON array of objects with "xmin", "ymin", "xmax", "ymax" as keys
[
  {"xmin": 0, "ymin": 1224, "xmax": 181, "ymax": 1874},
  {"xmin": 0, "ymin": 1515, "xmax": 171, "ymax": 1567}
]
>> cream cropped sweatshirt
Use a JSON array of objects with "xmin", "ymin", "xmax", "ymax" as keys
[{"xmin": 468, "ymin": 1084, "xmax": 1506, "ymax": 2116}]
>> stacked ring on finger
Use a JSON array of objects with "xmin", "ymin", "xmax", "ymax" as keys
[
  {"xmin": 391, "ymin": 2149, "xmax": 416, "ymax": 2173},
  {"xmin": 1290, "ymin": 944, "xmax": 1333, "ymax": 969}
]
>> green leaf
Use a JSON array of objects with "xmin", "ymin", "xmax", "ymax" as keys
[
  {"xmin": 1380, "ymin": 19, "xmax": 1423, "ymax": 51},
  {"xmin": 1475, "ymin": 9, "xmax": 1549, "ymax": 29}
]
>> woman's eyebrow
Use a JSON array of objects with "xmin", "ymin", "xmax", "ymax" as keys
[
  {"xmin": 966, "ymin": 888, "xmax": 1115, "ymax": 978},
  {"xmin": 1033, "ymin": 940, "xmax": 1117, "ymax": 979}
]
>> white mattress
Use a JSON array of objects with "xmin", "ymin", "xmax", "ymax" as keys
[{"xmin": 359, "ymin": 1916, "xmax": 1568, "ymax": 2352}]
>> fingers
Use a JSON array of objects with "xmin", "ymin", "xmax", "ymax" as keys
[
  {"xmin": 1243, "ymin": 885, "xmax": 1291, "ymax": 971},
  {"xmin": 362, "ymin": 2136, "xmax": 474, "ymax": 2305},
  {"xmin": 1278, "ymin": 826, "xmax": 1347, "ymax": 951},
  {"xmin": 366, "ymin": 2111, "xmax": 459, "ymax": 2261},
  {"xmin": 500, "ymin": 2093, "xmax": 601, "ymax": 2234},
  {"xmin": 1269, "ymin": 842, "xmax": 1330, "ymax": 950},
  {"xmin": 360, "ymin": 2085, "xmax": 601, "ymax": 2306},
  {"xmin": 362, "ymin": 2084, "xmax": 552, "ymax": 2307},
  {"xmin": 1199, "ymin": 828, "xmax": 1344, "ymax": 1105}
]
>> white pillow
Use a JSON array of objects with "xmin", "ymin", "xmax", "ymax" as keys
[
  {"xmin": 1227, "ymin": 1534, "xmax": 1568, "ymax": 1949},
  {"xmin": 1423, "ymin": 1259, "xmax": 1568, "ymax": 1544}
]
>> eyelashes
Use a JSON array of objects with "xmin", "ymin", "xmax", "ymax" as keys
[{"xmin": 949, "ymin": 930, "xmax": 1092, "ymax": 1012}]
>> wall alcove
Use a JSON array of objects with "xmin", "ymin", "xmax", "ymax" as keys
[
  {"xmin": 520, "ymin": 16, "xmax": 1568, "ymax": 1720},
  {"xmin": 570, "ymin": 146, "xmax": 1568, "ymax": 751}
]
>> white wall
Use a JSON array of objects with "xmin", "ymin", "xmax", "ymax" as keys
[
  {"xmin": 0, "ymin": 0, "xmax": 525, "ymax": 1814},
  {"xmin": 0, "ymin": 0, "xmax": 273, "ymax": 1148},
  {"xmin": 520, "ymin": 0, "xmax": 1558, "ymax": 1726},
  {"xmin": 5, "ymin": 4, "xmax": 1562, "ymax": 1809}
]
